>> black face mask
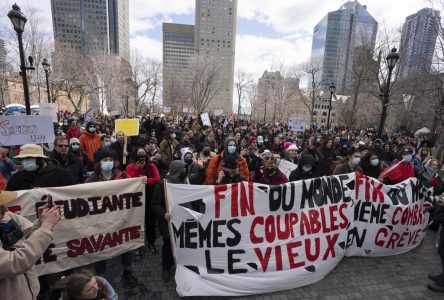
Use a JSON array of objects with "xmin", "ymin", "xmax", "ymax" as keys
[
  {"xmin": 184, "ymin": 158, "xmax": 193, "ymax": 165},
  {"xmin": 0, "ymin": 219, "xmax": 23, "ymax": 250},
  {"xmin": 203, "ymin": 150, "xmax": 211, "ymax": 156},
  {"xmin": 137, "ymin": 155, "xmax": 147, "ymax": 161}
]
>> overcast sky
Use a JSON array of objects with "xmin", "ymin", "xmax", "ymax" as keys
[{"xmin": 1, "ymin": 0, "xmax": 435, "ymax": 80}]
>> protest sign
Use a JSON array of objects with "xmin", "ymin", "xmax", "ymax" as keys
[
  {"xmin": 288, "ymin": 117, "xmax": 306, "ymax": 131},
  {"xmin": 84, "ymin": 107, "xmax": 95, "ymax": 122},
  {"xmin": 5, "ymin": 178, "xmax": 145, "ymax": 275},
  {"xmin": 214, "ymin": 109, "xmax": 224, "ymax": 116},
  {"xmin": 115, "ymin": 118, "xmax": 140, "ymax": 136},
  {"xmin": 278, "ymin": 159, "xmax": 298, "ymax": 179},
  {"xmin": 200, "ymin": 113, "xmax": 212, "ymax": 127},
  {"xmin": 0, "ymin": 115, "xmax": 55, "ymax": 147},
  {"xmin": 39, "ymin": 103, "xmax": 58, "ymax": 122},
  {"xmin": 164, "ymin": 107, "xmax": 172, "ymax": 114},
  {"xmin": 166, "ymin": 173, "xmax": 431, "ymax": 296}
]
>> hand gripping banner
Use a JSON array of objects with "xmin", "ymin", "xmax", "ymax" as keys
[{"xmin": 166, "ymin": 173, "xmax": 433, "ymax": 296}]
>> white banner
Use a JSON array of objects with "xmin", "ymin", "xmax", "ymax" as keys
[
  {"xmin": 5, "ymin": 178, "xmax": 145, "ymax": 275},
  {"xmin": 39, "ymin": 103, "xmax": 58, "ymax": 122},
  {"xmin": 0, "ymin": 115, "xmax": 55, "ymax": 147},
  {"xmin": 201, "ymin": 112, "xmax": 212, "ymax": 127},
  {"xmin": 288, "ymin": 117, "xmax": 306, "ymax": 131},
  {"xmin": 166, "ymin": 173, "xmax": 431, "ymax": 296}
]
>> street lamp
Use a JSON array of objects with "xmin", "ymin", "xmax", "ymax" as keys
[
  {"xmin": 42, "ymin": 58, "xmax": 51, "ymax": 103},
  {"xmin": 327, "ymin": 82, "xmax": 335, "ymax": 130},
  {"xmin": 8, "ymin": 4, "xmax": 31, "ymax": 115},
  {"xmin": 377, "ymin": 47, "xmax": 400, "ymax": 137}
]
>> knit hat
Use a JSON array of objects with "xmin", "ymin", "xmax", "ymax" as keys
[
  {"xmin": 70, "ymin": 138, "xmax": 80, "ymax": 145},
  {"xmin": 93, "ymin": 147, "xmax": 116, "ymax": 163},
  {"xmin": 283, "ymin": 141, "xmax": 292, "ymax": 150},
  {"xmin": 287, "ymin": 144, "xmax": 298, "ymax": 151}
]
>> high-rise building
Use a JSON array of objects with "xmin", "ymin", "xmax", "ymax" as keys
[
  {"xmin": 311, "ymin": 1, "xmax": 377, "ymax": 94},
  {"xmin": 0, "ymin": 39, "xmax": 6, "ymax": 63},
  {"xmin": 398, "ymin": 8, "xmax": 440, "ymax": 79},
  {"xmin": 162, "ymin": 23, "xmax": 195, "ymax": 114},
  {"xmin": 50, "ymin": 0, "xmax": 130, "ymax": 63},
  {"xmin": 195, "ymin": 0, "xmax": 237, "ymax": 114}
]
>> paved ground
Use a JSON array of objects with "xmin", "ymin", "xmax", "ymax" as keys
[{"xmin": 103, "ymin": 230, "xmax": 443, "ymax": 300}]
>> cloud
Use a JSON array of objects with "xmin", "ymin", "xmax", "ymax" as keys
[{"xmin": 130, "ymin": 35, "xmax": 163, "ymax": 62}]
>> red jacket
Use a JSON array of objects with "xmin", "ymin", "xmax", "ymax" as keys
[
  {"xmin": 380, "ymin": 161, "xmax": 415, "ymax": 184},
  {"xmin": 66, "ymin": 127, "xmax": 80, "ymax": 142},
  {"xmin": 126, "ymin": 162, "xmax": 160, "ymax": 187}
]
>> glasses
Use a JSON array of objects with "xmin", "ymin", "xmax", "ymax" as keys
[
  {"xmin": 263, "ymin": 156, "xmax": 275, "ymax": 161},
  {"xmin": 57, "ymin": 145, "xmax": 69, "ymax": 148}
]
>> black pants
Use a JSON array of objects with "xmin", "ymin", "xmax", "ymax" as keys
[
  {"xmin": 162, "ymin": 237, "xmax": 174, "ymax": 270},
  {"xmin": 439, "ymin": 226, "xmax": 444, "ymax": 273},
  {"xmin": 95, "ymin": 251, "xmax": 134, "ymax": 274},
  {"xmin": 146, "ymin": 196, "xmax": 156, "ymax": 245}
]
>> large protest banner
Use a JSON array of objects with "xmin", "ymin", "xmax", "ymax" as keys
[
  {"xmin": 166, "ymin": 173, "xmax": 432, "ymax": 296},
  {"xmin": 5, "ymin": 178, "xmax": 145, "ymax": 275}
]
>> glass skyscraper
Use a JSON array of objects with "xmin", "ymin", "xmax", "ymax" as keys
[
  {"xmin": 398, "ymin": 8, "xmax": 440, "ymax": 79},
  {"xmin": 51, "ymin": 0, "xmax": 130, "ymax": 63},
  {"xmin": 311, "ymin": 1, "xmax": 377, "ymax": 94}
]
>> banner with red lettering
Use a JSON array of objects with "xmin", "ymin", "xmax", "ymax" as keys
[
  {"xmin": 166, "ymin": 173, "xmax": 432, "ymax": 296},
  {"xmin": 6, "ymin": 178, "xmax": 146, "ymax": 275}
]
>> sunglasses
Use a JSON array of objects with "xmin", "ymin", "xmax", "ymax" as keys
[
  {"xmin": 57, "ymin": 145, "xmax": 69, "ymax": 148},
  {"xmin": 263, "ymin": 156, "xmax": 275, "ymax": 161}
]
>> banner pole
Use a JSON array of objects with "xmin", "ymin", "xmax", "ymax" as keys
[
  {"xmin": 163, "ymin": 179, "xmax": 177, "ymax": 264},
  {"xmin": 123, "ymin": 135, "xmax": 127, "ymax": 165}
]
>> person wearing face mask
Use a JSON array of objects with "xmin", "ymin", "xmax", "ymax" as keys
[
  {"xmin": 85, "ymin": 148, "xmax": 139, "ymax": 288},
  {"xmin": 251, "ymin": 150, "xmax": 288, "ymax": 184},
  {"xmin": 205, "ymin": 137, "xmax": 249, "ymax": 185},
  {"xmin": 69, "ymin": 138, "xmax": 92, "ymax": 174},
  {"xmin": 100, "ymin": 135, "xmax": 113, "ymax": 148},
  {"xmin": 215, "ymin": 156, "xmax": 246, "ymax": 184},
  {"xmin": 65, "ymin": 119, "xmax": 80, "ymax": 143},
  {"xmin": 79, "ymin": 122, "xmax": 102, "ymax": 162},
  {"xmin": 419, "ymin": 159, "xmax": 444, "ymax": 194},
  {"xmin": 126, "ymin": 148, "xmax": 161, "ymax": 255},
  {"xmin": 159, "ymin": 127, "xmax": 179, "ymax": 165},
  {"xmin": 256, "ymin": 136, "xmax": 266, "ymax": 153},
  {"xmin": 361, "ymin": 152, "xmax": 387, "ymax": 179},
  {"xmin": 144, "ymin": 138, "xmax": 168, "ymax": 176},
  {"xmin": 333, "ymin": 148, "xmax": 363, "ymax": 175},
  {"xmin": 379, "ymin": 148, "xmax": 416, "ymax": 184},
  {"xmin": 289, "ymin": 154, "xmax": 320, "ymax": 181},
  {"xmin": 6, "ymin": 144, "xmax": 75, "ymax": 191},
  {"xmin": 181, "ymin": 148, "xmax": 206, "ymax": 185},
  {"xmin": 151, "ymin": 161, "xmax": 190, "ymax": 282}
]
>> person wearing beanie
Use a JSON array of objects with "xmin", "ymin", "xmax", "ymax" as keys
[
  {"xmin": 69, "ymin": 137, "xmax": 92, "ymax": 173},
  {"xmin": 251, "ymin": 150, "xmax": 288, "ymax": 185},
  {"xmin": 283, "ymin": 143, "xmax": 299, "ymax": 165},
  {"xmin": 79, "ymin": 122, "xmax": 101, "ymax": 162},
  {"xmin": 289, "ymin": 154, "xmax": 320, "ymax": 181},
  {"xmin": 205, "ymin": 137, "xmax": 249, "ymax": 185},
  {"xmin": 215, "ymin": 156, "xmax": 246, "ymax": 184}
]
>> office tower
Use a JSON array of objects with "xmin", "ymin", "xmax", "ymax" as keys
[
  {"xmin": 398, "ymin": 8, "xmax": 440, "ymax": 79},
  {"xmin": 0, "ymin": 39, "xmax": 6, "ymax": 63},
  {"xmin": 195, "ymin": 0, "xmax": 237, "ymax": 114},
  {"xmin": 163, "ymin": 23, "xmax": 195, "ymax": 114},
  {"xmin": 311, "ymin": 1, "xmax": 377, "ymax": 94},
  {"xmin": 50, "ymin": 0, "xmax": 130, "ymax": 63}
]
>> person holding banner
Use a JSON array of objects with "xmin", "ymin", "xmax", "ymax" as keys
[
  {"xmin": 215, "ymin": 156, "xmax": 246, "ymax": 184},
  {"xmin": 85, "ymin": 148, "xmax": 138, "ymax": 288},
  {"xmin": 333, "ymin": 148, "xmax": 363, "ymax": 175},
  {"xmin": 0, "ymin": 190, "xmax": 61, "ymax": 300},
  {"xmin": 110, "ymin": 131, "xmax": 131, "ymax": 171},
  {"xmin": 251, "ymin": 150, "xmax": 288, "ymax": 184}
]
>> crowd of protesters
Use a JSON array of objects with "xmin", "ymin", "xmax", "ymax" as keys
[{"xmin": 2, "ymin": 109, "xmax": 444, "ymax": 298}]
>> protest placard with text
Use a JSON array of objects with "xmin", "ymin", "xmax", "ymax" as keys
[{"xmin": 0, "ymin": 115, "xmax": 55, "ymax": 146}]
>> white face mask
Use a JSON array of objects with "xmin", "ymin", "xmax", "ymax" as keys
[
  {"xmin": 71, "ymin": 144, "xmax": 80, "ymax": 151},
  {"xmin": 352, "ymin": 157, "xmax": 361, "ymax": 165},
  {"xmin": 370, "ymin": 159, "xmax": 379, "ymax": 166},
  {"xmin": 22, "ymin": 158, "xmax": 38, "ymax": 172},
  {"xmin": 170, "ymin": 134, "xmax": 176, "ymax": 139}
]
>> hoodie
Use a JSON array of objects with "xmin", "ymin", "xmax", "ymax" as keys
[{"xmin": 167, "ymin": 160, "xmax": 187, "ymax": 183}]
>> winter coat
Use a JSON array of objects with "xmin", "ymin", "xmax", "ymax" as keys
[
  {"xmin": 252, "ymin": 167, "xmax": 288, "ymax": 185},
  {"xmin": 0, "ymin": 157, "xmax": 16, "ymax": 182},
  {"xmin": 110, "ymin": 140, "xmax": 130, "ymax": 171},
  {"xmin": 318, "ymin": 147, "xmax": 337, "ymax": 176},
  {"xmin": 79, "ymin": 131, "xmax": 102, "ymax": 162},
  {"xmin": 49, "ymin": 151, "xmax": 84, "ymax": 184},
  {"xmin": 6, "ymin": 160, "xmax": 75, "ymax": 191},
  {"xmin": 289, "ymin": 167, "xmax": 321, "ymax": 182},
  {"xmin": 159, "ymin": 138, "xmax": 179, "ymax": 164},
  {"xmin": 205, "ymin": 150, "xmax": 249, "ymax": 185},
  {"xmin": 0, "ymin": 212, "xmax": 53, "ymax": 300},
  {"xmin": 66, "ymin": 127, "xmax": 80, "ymax": 142}
]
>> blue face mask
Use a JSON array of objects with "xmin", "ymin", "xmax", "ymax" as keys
[
  {"xmin": 352, "ymin": 157, "xmax": 361, "ymax": 165},
  {"xmin": 104, "ymin": 141, "xmax": 112, "ymax": 147},
  {"xmin": 22, "ymin": 158, "xmax": 39, "ymax": 172},
  {"xmin": 100, "ymin": 161, "xmax": 114, "ymax": 172},
  {"xmin": 227, "ymin": 146, "xmax": 237, "ymax": 155},
  {"xmin": 402, "ymin": 154, "xmax": 413, "ymax": 163},
  {"xmin": 370, "ymin": 159, "xmax": 379, "ymax": 166}
]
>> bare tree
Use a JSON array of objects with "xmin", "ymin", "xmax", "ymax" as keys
[
  {"xmin": 234, "ymin": 69, "xmax": 254, "ymax": 118},
  {"xmin": 190, "ymin": 56, "xmax": 222, "ymax": 114},
  {"xmin": 246, "ymin": 82, "xmax": 258, "ymax": 122}
]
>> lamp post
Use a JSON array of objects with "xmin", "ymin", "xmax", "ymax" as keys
[
  {"xmin": 377, "ymin": 47, "xmax": 400, "ymax": 137},
  {"xmin": 8, "ymin": 4, "xmax": 31, "ymax": 115},
  {"xmin": 42, "ymin": 58, "xmax": 51, "ymax": 103},
  {"xmin": 327, "ymin": 82, "xmax": 335, "ymax": 130}
]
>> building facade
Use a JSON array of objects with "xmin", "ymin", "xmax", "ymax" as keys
[
  {"xmin": 0, "ymin": 39, "xmax": 6, "ymax": 63},
  {"xmin": 311, "ymin": 1, "xmax": 377, "ymax": 94},
  {"xmin": 50, "ymin": 0, "xmax": 130, "ymax": 63},
  {"xmin": 195, "ymin": 0, "xmax": 237, "ymax": 114},
  {"xmin": 398, "ymin": 8, "xmax": 440, "ymax": 79},
  {"xmin": 162, "ymin": 23, "xmax": 195, "ymax": 115}
]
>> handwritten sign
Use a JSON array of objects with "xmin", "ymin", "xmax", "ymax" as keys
[
  {"xmin": 288, "ymin": 117, "xmax": 306, "ymax": 131},
  {"xmin": 278, "ymin": 159, "xmax": 298, "ymax": 179},
  {"xmin": 200, "ymin": 113, "xmax": 212, "ymax": 127},
  {"xmin": 39, "ymin": 103, "xmax": 58, "ymax": 122},
  {"xmin": 115, "ymin": 119, "xmax": 140, "ymax": 136},
  {"xmin": 0, "ymin": 115, "xmax": 55, "ymax": 146}
]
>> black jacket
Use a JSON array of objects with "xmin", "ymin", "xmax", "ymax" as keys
[
  {"xmin": 7, "ymin": 160, "xmax": 75, "ymax": 190},
  {"xmin": 289, "ymin": 167, "xmax": 321, "ymax": 182},
  {"xmin": 49, "ymin": 151, "xmax": 84, "ymax": 184}
]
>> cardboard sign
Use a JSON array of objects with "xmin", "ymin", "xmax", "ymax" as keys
[
  {"xmin": 84, "ymin": 107, "xmax": 95, "ymax": 122},
  {"xmin": 39, "ymin": 103, "xmax": 58, "ymax": 122},
  {"xmin": 6, "ymin": 178, "xmax": 146, "ymax": 275},
  {"xmin": 278, "ymin": 159, "xmax": 298, "ymax": 179},
  {"xmin": 166, "ymin": 174, "xmax": 431, "ymax": 296},
  {"xmin": 200, "ymin": 113, "xmax": 212, "ymax": 127},
  {"xmin": 288, "ymin": 117, "xmax": 306, "ymax": 131},
  {"xmin": 0, "ymin": 115, "xmax": 55, "ymax": 146},
  {"xmin": 214, "ymin": 109, "xmax": 224, "ymax": 116},
  {"xmin": 115, "ymin": 119, "xmax": 140, "ymax": 136}
]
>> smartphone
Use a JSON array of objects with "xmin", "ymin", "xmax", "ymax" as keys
[{"xmin": 47, "ymin": 194, "xmax": 53, "ymax": 208}]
